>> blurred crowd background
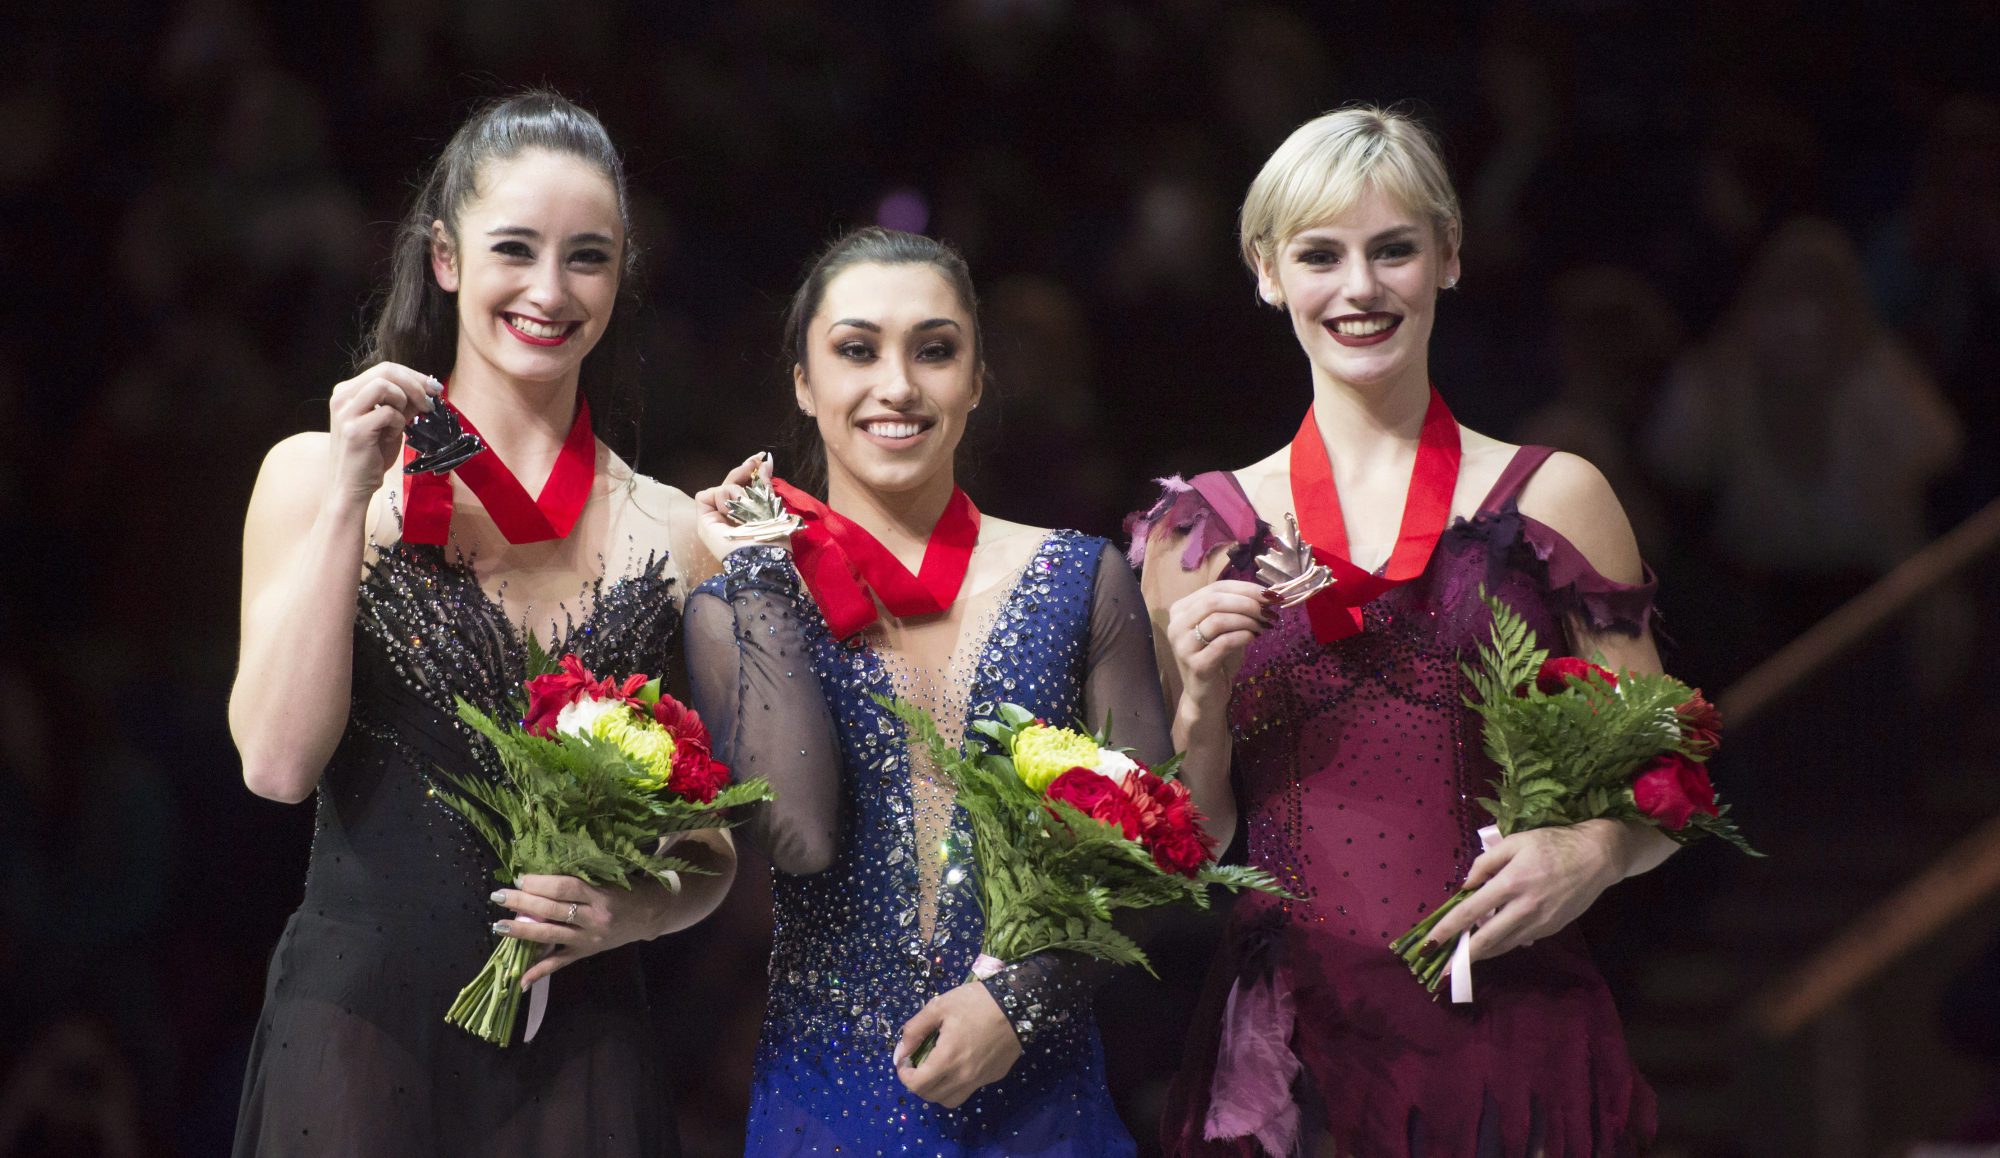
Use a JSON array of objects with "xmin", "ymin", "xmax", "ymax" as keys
[{"xmin": 3, "ymin": 1, "xmax": 1998, "ymax": 1154}]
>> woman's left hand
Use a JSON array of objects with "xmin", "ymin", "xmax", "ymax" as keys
[
  {"xmin": 491, "ymin": 873, "xmax": 676, "ymax": 988},
  {"xmin": 892, "ymin": 982, "xmax": 1023, "ymax": 1108},
  {"xmin": 1424, "ymin": 820, "xmax": 1628, "ymax": 966}
]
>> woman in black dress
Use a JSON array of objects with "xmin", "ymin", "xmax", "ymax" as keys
[{"xmin": 228, "ymin": 91, "xmax": 735, "ymax": 1157}]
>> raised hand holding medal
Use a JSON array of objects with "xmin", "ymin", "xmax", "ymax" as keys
[
  {"xmin": 402, "ymin": 388, "xmax": 485, "ymax": 475},
  {"xmin": 1254, "ymin": 512, "xmax": 1335, "ymax": 607},
  {"xmin": 720, "ymin": 452, "xmax": 804, "ymax": 543}
]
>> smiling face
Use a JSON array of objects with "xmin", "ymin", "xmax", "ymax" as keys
[
  {"xmin": 1255, "ymin": 183, "xmax": 1459, "ymax": 394},
  {"xmin": 794, "ymin": 261, "xmax": 982, "ymax": 502},
  {"xmin": 431, "ymin": 148, "xmax": 624, "ymax": 388}
]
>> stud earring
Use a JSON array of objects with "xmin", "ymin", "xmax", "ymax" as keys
[{"xmin": 1443, "ymin": 276, "xmax": 1458, "ymax": 290}]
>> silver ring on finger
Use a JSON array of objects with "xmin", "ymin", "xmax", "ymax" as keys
[
  {"xmin": 1192, "ymin": 620, "xmax": 1212, "ymax": 647},
  {"xmin": 564, "ymin": 902, "xmax": 579, "ymax": 924}
]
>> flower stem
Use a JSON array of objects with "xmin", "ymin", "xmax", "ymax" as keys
[
  {"xmin": 1390, "ymin": 887, "xmax": 1475, "ymax": 995},
  {"xmin": 446, "ymin": 936, "xmax": 535, "ymax": 1046}
]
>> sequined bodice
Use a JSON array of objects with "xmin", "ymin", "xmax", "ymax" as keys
[
  {"xmin": 1224, "ymin": 514, "xmax": 1568, "ymax": 945},
  {"xmin": 759, "ymin": 530, "xmax": 1098, "ymax": 1049},
  {"xmin": 300, "ymin": 542, "xmax": 681, "ymax": 925}
]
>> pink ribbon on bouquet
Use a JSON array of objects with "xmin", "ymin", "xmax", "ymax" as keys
[
  {"xmin": 1450, "ymin": 825, "xmax": 1503, "ymax": 1004},
  {"xmin": 504, "ymin": 915, "xmax": 556, "ymax": 1043}
]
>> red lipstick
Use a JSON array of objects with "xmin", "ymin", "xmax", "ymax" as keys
[{"xmin": 1323, "ymin": 313, "xmax": 1402, "ymax": 347}]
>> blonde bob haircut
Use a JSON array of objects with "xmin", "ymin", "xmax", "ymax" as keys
[{"xmin": 1239, "ymin": 105, "xmax": 1462, "ymax": 276}]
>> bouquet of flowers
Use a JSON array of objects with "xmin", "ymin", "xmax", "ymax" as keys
[
  {"xmin": 881, "ymin": 697, "xmax": 1286, "ymax": 1064},
  {"xmin": 432, "ymin": 641, "xmax": 774, "ymax": 1045},
  {"xmin": 1390, "ymin": 592, "xmax": 1758, "ymax": 997}
]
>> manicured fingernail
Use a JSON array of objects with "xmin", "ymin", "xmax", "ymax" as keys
[
  {"xmin": 490, "ymin": 890, "xmax": 508, "ymax": 904},
  {"xmin": 514, "ymin": 876, "xmax": 524, "ymax": 887},
  {"xmin": 1421, "ymin": 940, "xmax": 1438, "ymax": 955},
  {"xmin": 426, "ymin": 376, "xmax": 444, "ymax": 393},
  {"xmin": 492, "ymin": 921, "xmax": 510, "ymax": 934}
]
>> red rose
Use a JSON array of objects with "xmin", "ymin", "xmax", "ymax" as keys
[
  {"xmin": 1677, "ymin": 691, "xmax": 1722, "ymax": 752},
  {"xmin": 1045, "ymin": 767, "xmax": 1144, "ymax": 839},
  {"xmin": 1632, "ymin": 753, "xmax": 1719, "ymax": 830},
  {"xmin": 1149, "ymin": 824, "xmax": 1213, "ymax": 877},
  {"xmin": 1536, "ymin": 656, "xmax": 1618, "ymax": 695}
]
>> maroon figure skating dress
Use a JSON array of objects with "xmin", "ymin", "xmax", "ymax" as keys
[{"xmin": 1137, "ymin": 447, "xmax": 1659, "ymax": 1158}]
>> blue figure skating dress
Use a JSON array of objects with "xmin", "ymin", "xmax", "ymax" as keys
[{"xmin": 687, "ymin": 529, "xmax": 1171, "ymax": 1156}]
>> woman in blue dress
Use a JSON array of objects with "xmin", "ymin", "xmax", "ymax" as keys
[{"xmin": 684, "ymin": 227, "xmax": 1173, "ymax": 1155}]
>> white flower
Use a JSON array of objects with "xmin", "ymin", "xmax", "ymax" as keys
[
  {"xmin": 555, "ymin": 694, "xmax": 626, "ymax": 739},
  {"xmin": 1092, "ymin": 749, "xmax": 1141, "ymax": 786}
]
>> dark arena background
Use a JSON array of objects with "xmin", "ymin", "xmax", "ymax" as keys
[{"xmin": 5, "ymin": 2, "xmax": 1999, "ymax": 1155}]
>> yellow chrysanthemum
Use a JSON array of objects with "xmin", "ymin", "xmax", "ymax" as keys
[
  {"xmin": 591, "ymin": 710, "xmax": 678, "ymax": 791},
  {"xmin": 1010, "ymin": 724, "xmax": 1103, "ymax": 793}
]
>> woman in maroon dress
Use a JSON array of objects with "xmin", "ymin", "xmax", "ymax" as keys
[{"xmin": 1137, "ymin": 106, "xmax": 1674, "ymax": 1156}]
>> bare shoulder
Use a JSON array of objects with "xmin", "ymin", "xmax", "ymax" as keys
[
  {"xmin": 632, "ymin": 471, "xmax": 698, "ymax": 520},
  {"xmin": 248, "ymin": 433, "xmax": 332, "ymax": 520},
  {"xmin": 1232, "ymin": 447, "xmax": 1289, "ymax": 491},
  {"xmin": 607, "ymin": 466, "xmax": 712, "ymax": 589},
  {"xmin": 1228, "ymin": 447, "xmax": 1291, "ymax": 524},
  {"xmin": 1456, "ymin": 425, "xmax": 1519, "ymax": 475},
  {"xmin": 262, "ymin": 430, "xmax": 331, "ymax": 475},
  {"xmin": 1514, "ymin": 451, "xmax": 1645, "ymax": 584},
  {"xmin": 1450, "ymin": 426, "xmax": 1521, "ymax": 514},
  {"xmin": 604, "ymin": 451, "xmax": 695, "ymax": 522},
  {"xmin": 242, "ymin": 433, "xmax": 344, "ymax": 575}
]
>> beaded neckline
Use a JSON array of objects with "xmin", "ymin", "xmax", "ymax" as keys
[{"xmin": 368, "ymin": 538, "xmax": 678, "ymax": 658}]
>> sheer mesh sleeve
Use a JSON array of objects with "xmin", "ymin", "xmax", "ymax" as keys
[
  {"xmin": 980, "ymin": 543, "xmax": 1173, "ymax": 1045},
  {"xmin": 1079, "ymin": 542, "xmax": 1175, "ymax": 765},
  {"xmin": 684, "ymin": 546, "xmax": 842, "ymax": 875}
]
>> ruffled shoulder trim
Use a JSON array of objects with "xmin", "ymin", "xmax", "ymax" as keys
[
  {"xmin": 1124, "ymin": 472, "xmax": 1265, "ymax": 572},
  {"xmin": 1460, "ymin": 506, "xmax": 1658, "ymax": 638},
  {"xmin": 1461, "ymin": 445, "xmax": 1660, "ymax": 639}
]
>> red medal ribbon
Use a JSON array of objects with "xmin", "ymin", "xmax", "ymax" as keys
[
  {"xmin": 401, "ymin": 395, "xmax": 596, "ymax": 545},
  {"xmin": 769, "ymin": 479, "xmax": 982, "ymax": 640},
  {"xmin": 1288, "ymin": 387, "xmax": 1462, "ymax": 643}
]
